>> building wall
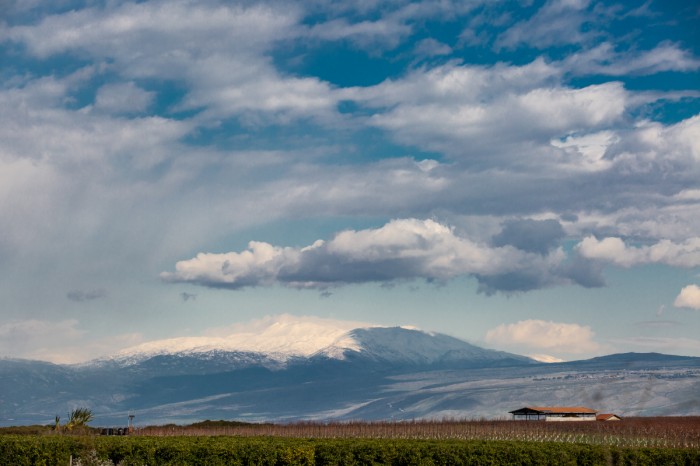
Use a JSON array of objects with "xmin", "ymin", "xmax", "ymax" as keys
[{"xmin": 545, "ymin": 416, "xmax": 596, "ymax": 422}]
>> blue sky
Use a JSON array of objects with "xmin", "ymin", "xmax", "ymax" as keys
[{"xmin": 1, "ymin": 0, "xmax": 699, "ymax": 364}]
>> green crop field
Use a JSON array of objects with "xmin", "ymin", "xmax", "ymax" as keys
[
  {"xmin": 1, "ymin": 435, "xmax": 699, "ymax": 466},
  {"xmin": 2, "ymin": 418, "xmax": 699, "ymax": 465}
]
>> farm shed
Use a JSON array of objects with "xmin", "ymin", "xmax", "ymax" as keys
[
  {"xmin": 509, "ymin": 406, "xmax": 597, "ymax": 421},
  {"xmin": 596, "ymin": 413, "xmax": 622, "ymax": 421}
]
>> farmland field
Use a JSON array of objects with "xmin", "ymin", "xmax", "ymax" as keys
[
  {"xmin": 1, "ymin": 418, "xmax": 699, "ymax": 465},
  {"xmin": 136, "ymin": 417, "xmax": 700, "ymax": 449}
]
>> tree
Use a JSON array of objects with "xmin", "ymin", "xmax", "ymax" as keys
[{"xmin": 66, "ymin": 408, "xmax": 93, "ymax": 431}]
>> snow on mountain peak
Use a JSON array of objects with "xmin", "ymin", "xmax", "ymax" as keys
[{"xmin": 111, "ymin": 314, "xmax": 378, "ymax": 363}]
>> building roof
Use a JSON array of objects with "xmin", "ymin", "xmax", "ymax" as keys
[
  {"xmin": 596, "ymin": 413, "xmax": 622, "ymax": 421},
  {"xmin": 509, "ymin": 406, "xmax": 598, "ymax": 415}
]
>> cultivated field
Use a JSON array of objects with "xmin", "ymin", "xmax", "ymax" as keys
[
  {"xmin": 2, "ymin": 418, "xmax": 699, "ymax": 465},
  {"xmin": 136, "ymin": 417, "xmax": 700, "ymax": 449}
]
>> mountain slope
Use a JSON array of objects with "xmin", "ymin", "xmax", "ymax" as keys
[
  {"xmin": 106, "ymin": 314, "xmax": 368, "ymax": 365},
  {"xmin": 1, "ymin": 324, "xmax": 698, "ymax": 426},
  {"xmin": 315, "ymin": 327, "xmax": 533, "ymax": 367}
]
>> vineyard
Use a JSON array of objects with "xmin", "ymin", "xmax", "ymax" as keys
[
  {"xmin": 137, "ymin": 417, "xmax": 700, "ymax": 449},
  {"xmin": 1, "ymin": 418, "xmax": 699, "ymax": 465}
]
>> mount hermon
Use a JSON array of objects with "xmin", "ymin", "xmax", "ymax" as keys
[
  {"xmin": 2, "ymin": 318, "xmax": 698, "ymax": 426},
  {"xmin": 105, "ymin": 318, "xmax": 530, "ymax": 369}
]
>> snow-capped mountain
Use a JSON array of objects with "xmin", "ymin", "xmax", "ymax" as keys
[
  {"xmin": 107, "ymin": 314, "xmax": 374, "ymax": 365},
  {"xmin": 1, "ymin": 316, "xmax": 699, "ymax": 426},
  {"xmin": 104, "ymin": 315, "xmax": 529, "ymax": 369},
  {"xmin": 315, "ymin": 327, "xmax": 533, "ymax": 366}
]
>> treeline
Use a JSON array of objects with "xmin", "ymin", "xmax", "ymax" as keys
[{"xmin": 1, "ymin": 435, "xmax": 699, "ymax": 466}]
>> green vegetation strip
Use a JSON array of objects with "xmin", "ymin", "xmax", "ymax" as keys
[{"xmin": 1, "ymin": 435, "xmax": 698, "ymax": 465}]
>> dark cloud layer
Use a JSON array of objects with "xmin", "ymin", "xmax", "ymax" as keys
[
  {"xmin": 66, "ymin": 289, "xmax": 107, "ymax": 302},
  {"xmin": 492, "ymin": 219, "xmax": 565, "ymax": 255}
]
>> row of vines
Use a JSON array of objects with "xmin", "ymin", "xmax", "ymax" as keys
[
  {"xmin": 1, "ymin": 435, "xmax": 699, "ymax": 466},
  {"xmin": 136, "ymin": 418, "xmax": 700, "ymax": 449}
]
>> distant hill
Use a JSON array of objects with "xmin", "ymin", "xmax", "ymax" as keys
[
  {"xmin": 563, "ymin": 352, "xmax": 700, "ymax": 368},
  {"xmin": 1, "ymin": 323, "xmax": 699, "ymax": 426}
]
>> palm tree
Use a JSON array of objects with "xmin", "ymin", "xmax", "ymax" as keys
[{"xmin": 66, "ymin": 408, "xmax": 93, "ymax": 431}]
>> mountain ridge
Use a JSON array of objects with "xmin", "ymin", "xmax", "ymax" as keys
[
  {"xmin": 1, "ymin": 324, "xmax": 698, "ymax": 426},
  {"xmin": 98, "ymin": 323, "xmax": 531, "ymax": 369}
]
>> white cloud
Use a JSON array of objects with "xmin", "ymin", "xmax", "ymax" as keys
[
  {"xmin": 414, "ymin": 38, "xmax": 452, "ymax": 57},
  {"xmin": 567, "ymin": 197, "xmax": 700, "ymax": 245},
  {"xmin": 674, "ymin": 285, "xmax": 700, "ymax": 310},
  {"xmin": 674, "ymin": 189, "xmax": 700, "ymax": 201},
  {"xmin": 564, "ymin": 42, "xmax": 700, "ymax": 76},
  {"xmin": 306, "ymin": 17, "xmax": 411, "ymax": 50},
  {"xmin": 607, "ymin": 116, "xmax": 700, "ymax": 169},
  {"xmin": 0, "ymin": 319, "xmax": 143, "ymax": 363},
  {"xmin": 4, "ymin": 1, "xmax": 340, "ymax": 124},
  {"xmin": 550, "ymin": 130, "xmax": 617, "ymax": 171},
  {"xmin": 349, "ymin": 58, "xmax": 559, "ymax": 112},
  {"xmin": 485, "ymin": 319, "xmax": 603, "ymax": 356},
  {"xmin": 577, "ymin": 236, "xmax": 700, "ymax": 268},
  {"xmin": 0, "ymin": 319, "xmax": 83, "ymax": 359},
  {"xmin": 162, "ymin": 218, "xmax": 581, "ymax": 292},
  {"xmin": 349, "ymin": 60, "xmax": 628, "ymax": 161},
  {"xmin": 0, "ymin": 73, "xmax": 190, "ymax": 166},
  {"xmin": 94, "ymin": 82, "xmax": 155, "ymax": 114},
  {"xmin": 6, "ymin": 1, "xmax": 296, "ymax": 59},
  {"xmin": 180, "ymin": 60, "xmax": 338, "ymax": 123},
  {"xmin": 496, "ymin": 0, "xmax": 594, "ymax": 50},
  {"xmin": 516, "ymin": 82, "xmax": 626, "ymax": 129},
  {"xmin": 0, "ymin": 71, "xmax": 198, "ymax": 266}
]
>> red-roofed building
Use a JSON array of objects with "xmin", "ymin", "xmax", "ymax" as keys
[
  {"xmin": 596, "ymin": 413, "xmax": 622, "ymax": 421},
  {"xmin": 508, "ymin": 406, "xmax": 597, "ymax": 421}
]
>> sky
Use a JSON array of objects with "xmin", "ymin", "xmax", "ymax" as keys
[{"xmin": 1, "ymin": 0, "xmax": 699, "ymax": 364}]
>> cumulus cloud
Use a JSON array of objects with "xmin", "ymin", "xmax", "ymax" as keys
[
  {"xmin": 576, "ymin": 236, "xmax": 700, "ymax": 268},
  {"xmin": 161, "ymin": 219, "xmax": 497, "ymax": 289},
  {"xmin": 674, "ymin": 285, "xmax": 700, "ymax": 310},
  {"xmin": 484, "ymin": 319, "xmax": 603, "ymax": 357},
  {"xmin": 162, "ymin": 218, "xmax": 601, "ymax": 293}
]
